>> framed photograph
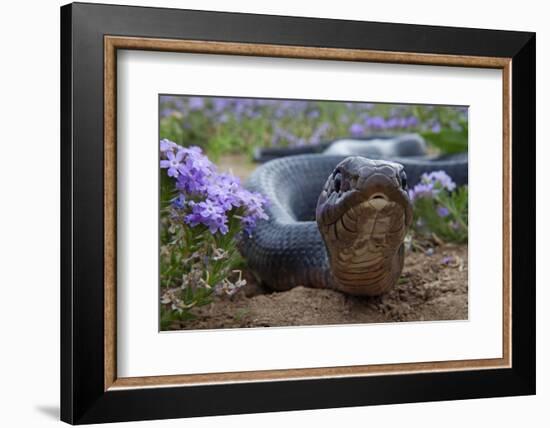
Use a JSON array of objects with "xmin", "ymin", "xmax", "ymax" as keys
[{"xmin": 60, "ymin": 2, "xmax": 535, "ymax": 424}]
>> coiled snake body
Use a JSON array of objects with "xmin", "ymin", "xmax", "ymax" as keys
[{"xmin": 241, "ymin": 136, "xmax": 468, "ymax": 296}]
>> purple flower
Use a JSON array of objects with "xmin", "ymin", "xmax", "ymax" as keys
[
  {"xmin": 307, "ymin": 110, "xmax": 320, "ymax": 119},
  {"xmin": 424, "ymin": 171, "xmax": 456, "ymax": 192},
  {"xmin": 160, "ymin": 138, "xmax": 269, "ymax": 236},
  {"xmin": 406, "ymin": 116, "xmax": 419, "ymax": 128},
  {"xmin": 437, "ymin": 206, "xmax": 450, "ymax": 217},
  {"xmin": 241, "ymin": 215, "xmax": 258, "ymax": 236},
  {"xmin": 206, "ymin": 174, "xmax": 243, "ymax": 210},
  {"xmin": 246, "ymin": 193, "xmax": 269, "ymax": 219},
  {"xmin": 349, "ymin": 123, "xmax": 365, "ymax": 137},
  {"xmin": 235, "ymin": 190, "xmax": 269, "ymax": 236},
  {"xmin": 239, "ymin": 192, "xmax": 270, "ymax": 236},
  {"xmin": 160, "ymin": 138, "xmax": 177, "ymax": 153},
  {"xmin": 160, "ymin": 95, "xmax": 175, "ymax": 104},
  {"xmin": 386, "ymin": 117, "xmax": 399, "ymax": 129},
  {"xmin": 408, "ymin": 170, "xmax": 456, "ymax": 202},
  {"xmin": 213, "ymin": 98, "xmax": 230, "ymax": 113},
  {"xmin": 188, "ymin": 97, "xmax": 205, "ymax": 110},
  {"xmin": 431, "ymin": 122, "xmax": 441, "ymax": 133},
  {"xmin": 160, "ymin": 149, "xmax": 185, "ymax": 177},
  {"xmin": 273, "ymin": 126, "xmax": 301, "ymax": 146},
  {"xmin": 194, "ymin": 199, "xmax": 222, "ymax": 219},
  {"xmin": 441, "ymin": 256, "xmax": 454, "ymax": 265},
  {"xmin": 160, "ymin": 108, "xmax": 174, "ymax": 118},
  {"xmin": 365, "ymin": 116, "xmax": 386, "ymax": 130},
  {"xmin": 210, "ymin": 215, "xmax": 229, "ymax": 235},
  {"xmin": 185, "ymin": 200, "xmax": 228, "ymax": 234},
  {"xmin": 408, "ymin": 182, "xmax": 434, "ymax": 201},
  {"xmin": 176, "ymin": 170, "xmax": 206, "ymax": 194},
  {"xmin": 169, "ymin": 147, "xmax": 213, "ymax": 193},
  {"xmin": 171, "ymin": 194, "xmax": 186, "ymax": 209},
  {"xmin": 185, "ymin": 147, "xmax": 214, "ymax": 174}
]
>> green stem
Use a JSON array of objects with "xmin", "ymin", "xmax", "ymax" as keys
[{"xmin": 441, "ymin": 200, "xmax": 467, "ymax": 231}]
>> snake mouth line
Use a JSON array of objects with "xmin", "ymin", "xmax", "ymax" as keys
[
  {"xmin": 326, "ymin": 198, "xmax": 404, "ymax": 247},
  {"xmin": 317, "ymin": 159, "xmax": 411, "ymax": 228},
  {"xmin": 318, "ymin": 188, "xmax": 403, "ymax": 228},
  {"xmin": 313, "ymin": 157, "xmax": 414, "ymax": 296},
  {"xmin": 328, "ymin": 200, "xmax": 407, "ymax": 295},
  {"xmin": 367, "ymin": 193, "xmax": 390, "ymax": 210}
]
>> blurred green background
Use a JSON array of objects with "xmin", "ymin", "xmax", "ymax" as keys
[{"xmin": 160, "ymin": 95, "xmax": 468, "ymax": 180}]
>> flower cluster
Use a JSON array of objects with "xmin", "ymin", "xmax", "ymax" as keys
[
  {"xmin": 407, "ymin": 170, "xmax": 467, "ymax": 244},
  {"xmin": 159, "ymin": 95, "xmax": 468, "ymax": 153},
  {"xmin": 161, "ymin": 96, "xmax": 312, "ymax": 123},
  {"xmin": 271, "ymin": 122, "xmax": 331, "ymax": 147},
  {"xmin": 348, "ymin": 115, "xmax": 419, "ymax": 136},
  {"xmin": 408, "ymin": 170, "xmax": 457, "ymax": 202},
  {"xmin": 160, "ymin": 139, "xmax": 269, "ymax": 236}
]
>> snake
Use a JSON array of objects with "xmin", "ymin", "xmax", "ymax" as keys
[{"xmin": 240, "ymin": 135, "xmax": 468, "ymax": 296}]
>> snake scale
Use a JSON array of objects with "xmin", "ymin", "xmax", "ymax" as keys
[{"xmin": 240, "ymin": 135, "xmax": 468, "ymax": 296}]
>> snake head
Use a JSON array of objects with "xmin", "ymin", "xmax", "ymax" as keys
[{"xmin": 316, "ymin": 156, "xmax": 413, "ymax": 295}]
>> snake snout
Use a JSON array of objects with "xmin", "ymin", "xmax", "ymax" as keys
[
  {"xmin": 316, "ymin": 158, "xmax": 410, "ymax": 227},
  {"xmin": 314, "ymin": 156, "xmax": 414, "ymax": 296},
  {"xmin": 370, "ymin": 193, "xmax": 388, "ymax": 199},
  {"xmin": 368, "ymin": 193, "xmax": 389, "ymax": 210}
]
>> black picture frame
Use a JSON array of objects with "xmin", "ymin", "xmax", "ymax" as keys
[{"xmin": 61, "ymin": 2, "xmax": 535, "ymax": 424}]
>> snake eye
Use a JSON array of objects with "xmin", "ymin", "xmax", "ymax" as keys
[
  {"xmin": 333, "ymin": 172, "xmax": 342, "ymax": 193},
  {"xmin": 399, "ymin": 170, "xmax": 408, "ymax": 189}
]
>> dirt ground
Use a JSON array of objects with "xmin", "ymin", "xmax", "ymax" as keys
[
  {"xmin": 167, "ymin": 243, "xmax": 468, "ymax": 330},
  {"xmin": 216, "ymin": 154, "xmax": 257, "ymax": 182}
]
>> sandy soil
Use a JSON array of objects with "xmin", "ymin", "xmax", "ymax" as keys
[
  {"xmin": 216, "ymin": 154, "xmax": 257, "ymax": 182},
  {"xmin": 166, "ymin": 243, "xmax": 468, "ymax": 330}
]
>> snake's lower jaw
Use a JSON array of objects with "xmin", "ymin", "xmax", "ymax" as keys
[{"xmin": 321, "ymin": 197, "xmax": 408, "ymax": 296}]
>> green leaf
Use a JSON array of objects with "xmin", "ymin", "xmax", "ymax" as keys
[{"xmin": 421, "ymin": 129, "xmax": 468, "ymax": 154}]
